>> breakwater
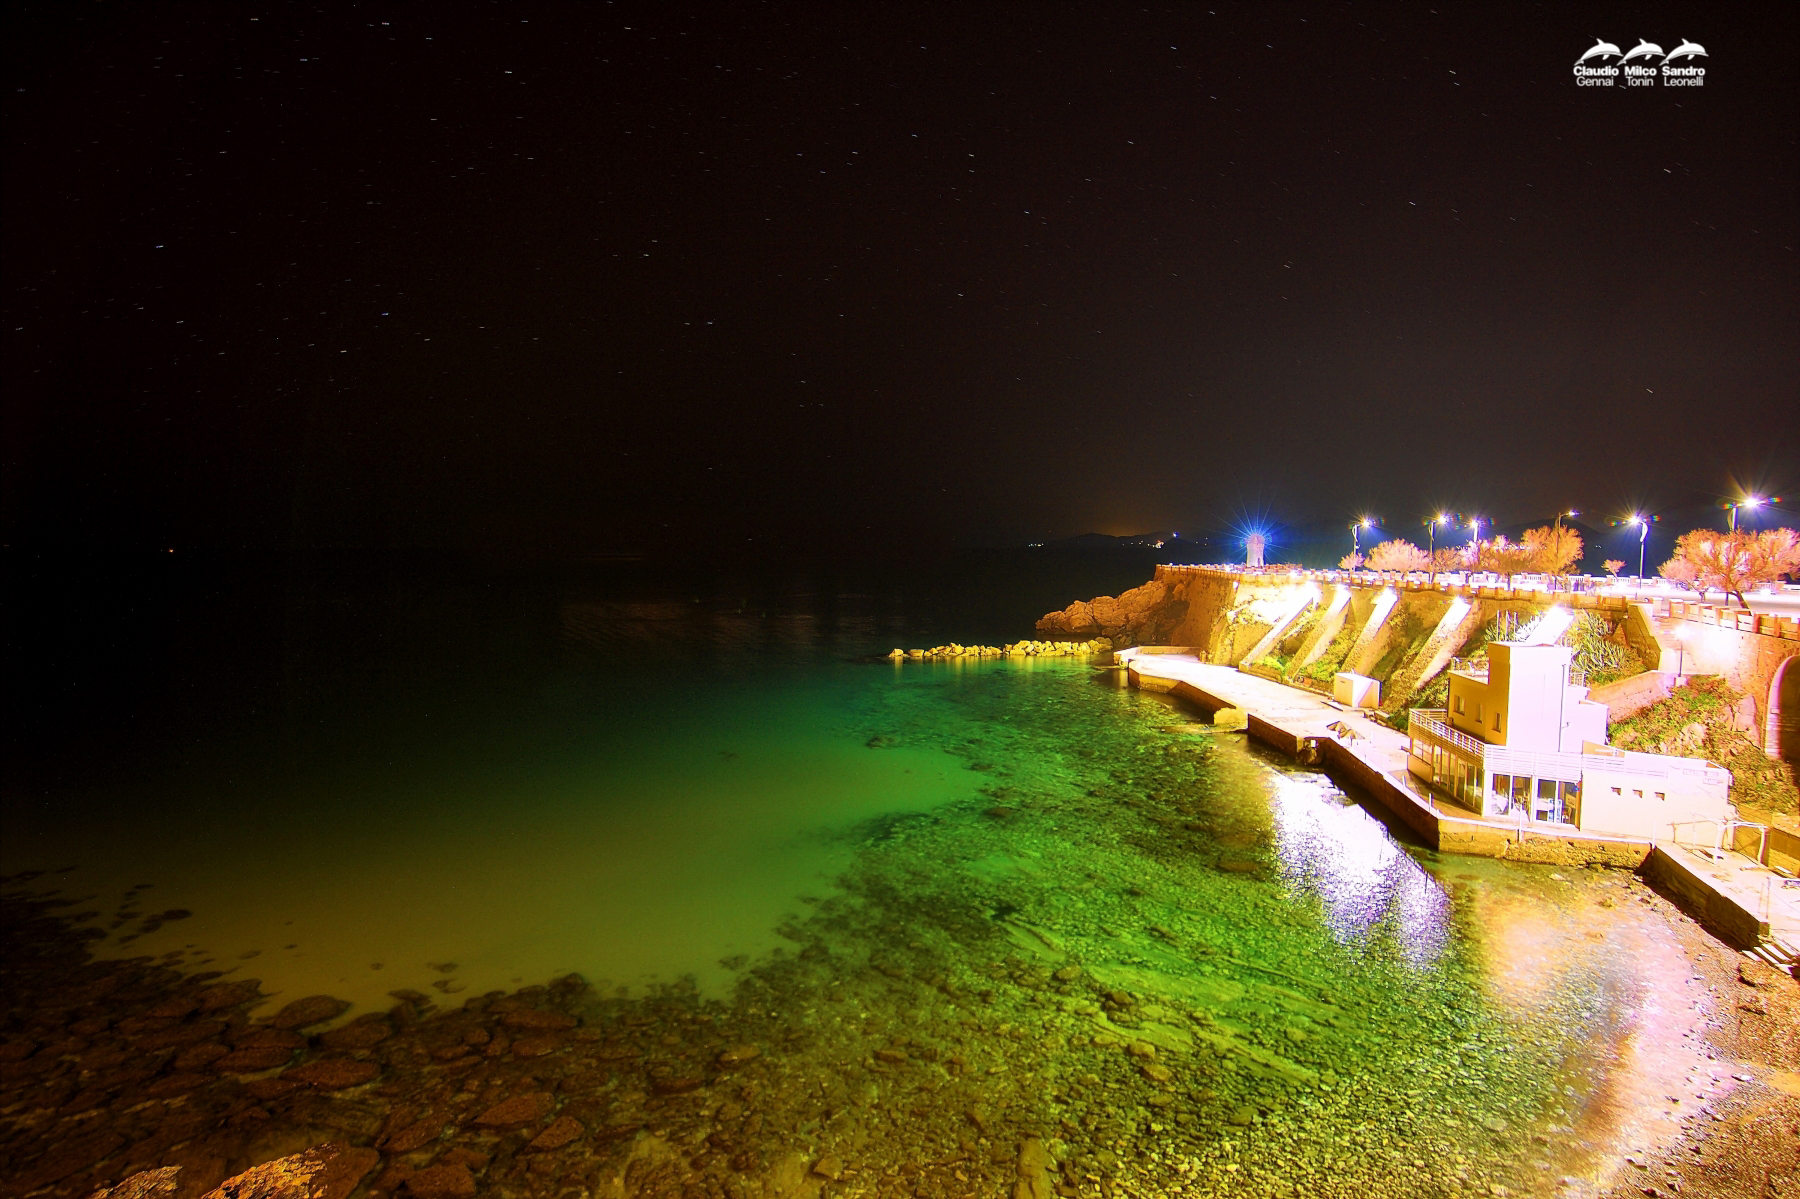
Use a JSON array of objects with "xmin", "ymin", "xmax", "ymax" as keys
[{"xmin": 887, "ymin": 637, "xmax": 1112, "ymax": 661}]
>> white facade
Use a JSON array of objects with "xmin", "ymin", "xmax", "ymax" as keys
[
  {"xmin": 1446, "ymin": 643, "xmax": 1607, "ymax": 754},
  {"xmin": 1409, "ymin": 641, "xmax": 1731, "ymax": 839}
]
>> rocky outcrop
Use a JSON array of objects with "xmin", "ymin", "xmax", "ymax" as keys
[{"xmin": 1035, "ymin": 579, "xmax": 1187, "ymax": 648}]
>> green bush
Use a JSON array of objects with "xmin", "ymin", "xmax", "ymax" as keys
[
  {"xmin": 1303, "ymin": 624, "xmax": 1356, "ymax": 683},
  {"xmin": 1611, "ymin": 677, "xmax": 1798, "ymax": 816},
  {"xmin": 1560, "ymin": 612, "xmax": 1646, "ymax": 687}
]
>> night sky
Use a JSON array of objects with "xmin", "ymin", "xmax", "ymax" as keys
[{"xmin": 5, "ymin": 2, "xmax": 1796, "ymax": 561}]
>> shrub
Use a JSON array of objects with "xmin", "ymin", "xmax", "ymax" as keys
[{"xmin": 1610, "ymin": 677, "xmax": 1798, "ymax": 815}]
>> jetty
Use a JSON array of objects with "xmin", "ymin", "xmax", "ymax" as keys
[{"xmin": 1119, "ymin": 649, "xmax": 1800, "ymax": 961}]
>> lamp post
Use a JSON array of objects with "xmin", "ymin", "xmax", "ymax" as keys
[
  {"xmin": 1425, "ymin": 512, "xmax": 1449, "ymax": 556},
  {"xmin": 1726, "ymin": 495, "xmax": 1778, "ymax": 531},
  {"xmin": 1627, "ymin": 514, "xmax": 1650, "ymax": 590},
  {"xmin": 1554, "ymin": 508, "xmax": 1578, "ymax": 529},
  {"xmin": 1350, "ymin": 516, "xmax": 1373, "ymax": 563}
]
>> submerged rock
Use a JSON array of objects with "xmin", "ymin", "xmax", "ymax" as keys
[
  {"xmin": 284, "ymin": 1059, "xmax": 379, "ymax": 1090},
  {"xmin": 1012, "ymin": 1137, "xmax": 1055, "ymax": 1199},
  {"xmin": 473, "ymin": 1091, "xmax": 555, "ymax": 1126},
  {"xmin": 87, "ymin": 1166, "xmax": 182, "ymax": 1198},
  {"xmin": 266, "ymin": 995, "xmax": 350, "ymax": 1030},
  {"xmin": 402, "ymin": 1163, "xmax": 476, "ymax": 1199},
  {"xmin": 527, "ymin": 1115, "xmax": 584, "ymax": 1151}
]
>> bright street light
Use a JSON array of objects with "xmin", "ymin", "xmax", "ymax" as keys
[
  {"xmin": 1626, "ymin": 513, "xmax": 1651, "ymax": 590},
  {"xmin": 1726, "ymin": 495, "xmax": 1776, "ymax": 531},
  {"xmin": 1349, "ymin": 516, "xmax": 1375, "ymax": 559},
  {"xmin": 1425, "ymin": 512, "xmax": 1449, "ymax": 555}
]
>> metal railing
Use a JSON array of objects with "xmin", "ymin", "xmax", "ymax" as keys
[
  {"xmin": 1407, "ymin": 708, "xmax": 1728, "ymax": 785},
  {"xmin": 1407, "ymin": 709, "xmax": 1486, "ymax": 756}
]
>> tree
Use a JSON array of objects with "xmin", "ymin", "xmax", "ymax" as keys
[
  {"xmin": 1429, "ymin": 546, "xmax": 1468, "ymax": 578},
  {"xmin": 1603, "ymin": 559, "xmax": 1624, "ymax": 578},
  {"xmin": 1473, "ymin": 536, "xmax": 1535, "ymax": 587},
  {"xmin": 1522, "ymin": 524, "xmax": 1583, "ymax": 580},
  {"xmin": 1661, "ymin": 527, "xmax": 1800, "ymax": 607},
  {"xmin": 1338, "ymin": 552, "xmax": 1364, "ymax": 570},
  {"xmin": 1658, "ymin": 554, "xmax": 1700, "ymax": 592},
  {"xmin": 1366, "ymin": 538, "xmax": 1429, "ymax": 573}
]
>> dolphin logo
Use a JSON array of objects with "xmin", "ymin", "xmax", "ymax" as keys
[
  {"xmin": 1576, "ymin": 38, "xmax": 1623, "ymax": 65},
  {"xmin": 1663, "ymin": 39, "xmax": 1707, "ymax": 63},
  {"xmin": 1620, "ymin": 39, "xmax": 1664, "ymax": 63}
]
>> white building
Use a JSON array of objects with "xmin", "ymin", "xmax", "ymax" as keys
[{"xmin": 1407, "ymin": 640, "xmax": 1731, "ymax": 841}]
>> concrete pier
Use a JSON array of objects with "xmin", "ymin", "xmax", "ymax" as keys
[{"xmin": 1119, "ymin": 650, "xmax": 1800, "ymax": 951}]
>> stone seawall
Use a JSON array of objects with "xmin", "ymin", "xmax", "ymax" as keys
[{"xmin": 1044, "ymin": 566, "xmax": 1800, "ymax": 759}]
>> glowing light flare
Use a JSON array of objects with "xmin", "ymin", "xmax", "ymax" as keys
[
  {"xmin": 1362, "ymin": 587, "xmax": 1399, "ymax": 642},
  {"xmin": 1429, "ymin": 597, "xmax": 1471, "ymax": 642},
  {"xmin": 1516, "ymin": 604, "xmax": 1574, "ymax": 646}
]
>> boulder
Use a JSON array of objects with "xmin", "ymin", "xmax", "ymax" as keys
[{"xmin": 198, "ymin": 1143, "xmax": 377, "ymax": 1199}]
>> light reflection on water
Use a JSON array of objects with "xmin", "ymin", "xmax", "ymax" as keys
[{"xmin": 1267, "ymin": 768, "xmax": 1452, "ymax": 967}]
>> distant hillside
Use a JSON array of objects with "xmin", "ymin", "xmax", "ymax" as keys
[{"xmin": 1037, "ymin": 531, "xmax": 1205, "ymax": 551}]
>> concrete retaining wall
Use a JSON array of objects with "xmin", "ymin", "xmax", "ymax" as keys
[
  {"xmin": 1587, "ymin": 671, "xmax": 1674, "ymax": 722},
  {"xmin": 1642, "ymin": 846, "xmax": 1771, "ymax": 948}
]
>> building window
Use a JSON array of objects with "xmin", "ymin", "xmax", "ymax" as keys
[
  {"xmin": 1611, "ymin": 786, "xmax": 1622, "ymax": 796},
  {"xmin": 1454, "ymin": 696, "xmax": 1465, "ymax": 715},
  {"xmin": 1493, "ymin": 711, "xmax": 1503, "ymax": 733},
  {"xmin": 1537, "ymin": 779, "xmax": 1557, "ymax": 800},
  {"xmin": 1654, "ymin": 791, "xmax": 1665, "ymax": 802},
  {"xmin": 1633, "ymin": 789, "xmax": 1644, "ymax": 799}
]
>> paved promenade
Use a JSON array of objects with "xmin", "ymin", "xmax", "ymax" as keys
[{"xmin": 1117, "ymin": 651, "xmax": 1800, "ymax": 954}]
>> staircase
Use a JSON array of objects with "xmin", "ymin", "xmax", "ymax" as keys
[{"xmin": 1745, "ymin": 936, "xmax": 1799, "ymax": 978}]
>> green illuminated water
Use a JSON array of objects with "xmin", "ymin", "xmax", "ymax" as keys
[{"xmin": 1, "ymin": 563, "xmax": 1716, "ymax": 1195}]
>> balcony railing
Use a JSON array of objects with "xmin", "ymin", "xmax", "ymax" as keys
[
  {"xmin": 1408, "ymin": 709, "xmax": 1485, "ymax": 756},
  {"xmin": 1409, "ymin": 708, "xmax": 1729, "ymax": 786}
]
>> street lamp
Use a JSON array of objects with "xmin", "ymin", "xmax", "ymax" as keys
[
  {"xmin": 1726, "ymin": 495, "xmax": 1779, "ymax": 531},
  {"xmin": 1425, "ymin": 512, "xmax": 1449, "ymax": 556},
  {"xmin": 1626, "ymin": 514, "xmax": 1650, "ymax": 590},
  {"xmin": 1467, "ymin": 516, "xmax": 1483, "ymax": 545},
  {"xmin": 1349, "ymin": 517, "xmax": 1374, "ymax": 562},
  {"xmin": 1554, "ymin": 508, "xmax": 1578, "ymax": 529}
]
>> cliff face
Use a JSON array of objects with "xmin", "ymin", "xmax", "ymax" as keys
[{"xmin": 1035, "ymin": 578, "xmax": 1190, "ymax": 646}]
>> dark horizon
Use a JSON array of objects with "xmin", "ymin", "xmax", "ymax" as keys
[{"xmin": 5, "ymin": 2, "xmax": 1796, "ymax": 562}]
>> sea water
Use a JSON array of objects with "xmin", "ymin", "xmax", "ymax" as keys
[{"xmin": 0, "ymin": 553, "xmax": 1717, "ymax": 1194}]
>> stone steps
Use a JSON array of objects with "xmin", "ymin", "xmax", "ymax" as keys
[{"xmin": 1744, "ymin": 937, "xmax": 1798, "ymax": 977}]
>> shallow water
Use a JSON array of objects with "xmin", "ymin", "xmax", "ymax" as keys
[{"xmin": 0, "ymin": 559, "xmax": 1719, "ymax": 1195}]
